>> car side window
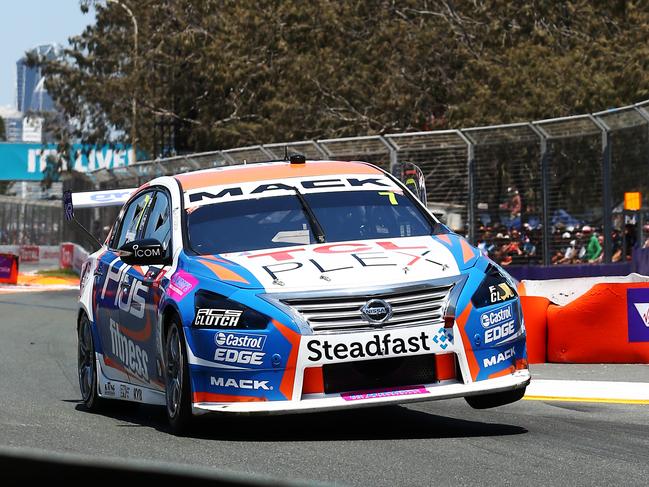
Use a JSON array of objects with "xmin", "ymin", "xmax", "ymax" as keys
[
  {"xmin": 141, "ymin": 191, "xmax": 172, "ymax": 257},
  {"xmin": 113, "ymin": 192, "xmax": 153, "ymax": 249}
]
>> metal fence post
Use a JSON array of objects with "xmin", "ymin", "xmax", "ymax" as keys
[
  {"xmin": 457, "ymin": 130, "xmax": 475, "ymax": 243},
  {"xmin": 529, "ymin": 123, "xmax": 551, "ymax": 265},
  {"xmin": 590, "ymin": 114, "xmax": 612, "ymax": 264},
  {"xmin": 379, "ymin": 136, "xmax": 399, "ymax": 174}
]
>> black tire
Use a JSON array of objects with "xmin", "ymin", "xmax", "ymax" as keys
[
  {"xmin": 465, "ymin": 387, "xmax": 526, "ymax": 409},
  {"xmin": 164, "ymin": 317, "xmax": 193, "ymax": 435},
  {"xmin": 78, "ymin": 313, "xmax": 105, "ymax": 410}
]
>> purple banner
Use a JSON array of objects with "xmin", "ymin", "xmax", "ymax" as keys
[
  {"xmin": 627, "ymin": 288, "xmax": 649, "ymax": 342},
  {"xmin": 0, "ymin": 254, "xmax": 15, "ymax": 279}
]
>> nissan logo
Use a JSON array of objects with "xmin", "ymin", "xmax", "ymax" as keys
[{"xmin": 360, "ymin": 299, "xmax": 393, "ymax": 326}]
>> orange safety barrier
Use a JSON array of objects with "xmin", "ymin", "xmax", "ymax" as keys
[
  {"xmin": 520, "ymin": 295, "xmax": 550, "ymax": 364},
  {"xmin": 547, "ymin": 283, "xmax": 649, "ymax": 363},
  {"xmin": 0, "ymin": 253, "xmax": 19, "ymax": 285}
]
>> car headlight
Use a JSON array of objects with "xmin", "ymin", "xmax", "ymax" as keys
[
  {"xmin": 194, "ymin": 290, "xmax": 269, "ymax": 329},
  {"xmin": 471, "ymin": 264, "xmax": 518, "ymax": 309}
]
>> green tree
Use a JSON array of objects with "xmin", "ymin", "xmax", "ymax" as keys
[{"xmin": 32, "ymin": 0, "xmax": 649, "ymax": 155}]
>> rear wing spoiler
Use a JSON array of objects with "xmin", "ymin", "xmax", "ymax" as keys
[
  {"xmin": 70, "ymin": 188, "xmax": 137, "ymax": 209},
  {"xmin": 62, "ymin": 187, "xmax": 136, "ymax": 249}
]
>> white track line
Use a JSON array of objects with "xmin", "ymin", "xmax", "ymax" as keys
[
  {"xmin": 0, "ymin": 285, "xmax": 78, "ymax": 293},
  {"xmin": 525, "ymin": 379, "xmax": 649, "ymax": 404}
]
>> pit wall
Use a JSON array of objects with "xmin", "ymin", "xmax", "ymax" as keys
[{"xmin": 519, "ymin": 275, "xmax": 649, "ymax": 364}]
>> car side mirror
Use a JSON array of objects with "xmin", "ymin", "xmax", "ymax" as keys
[{"xmin": 118, "ymin": 239, "xmax": 170, "ymax": 266}]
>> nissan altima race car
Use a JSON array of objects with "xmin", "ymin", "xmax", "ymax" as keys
[{"xmin": 72, "ymin": 156, "xmax": 529, "ymax": 434}]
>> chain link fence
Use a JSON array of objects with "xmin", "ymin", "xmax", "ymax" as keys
[
  {"xmin": 0, "ymin": 196, "xmax": 61, "ymax": 245},
  {"xmin": 9, "ymin": 100, "xmax": 638, "ymax": 268}
]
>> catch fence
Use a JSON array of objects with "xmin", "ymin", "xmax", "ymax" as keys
[{"xmin": 55, "ymin": 100, "xmax": 649, "ymax": 267}]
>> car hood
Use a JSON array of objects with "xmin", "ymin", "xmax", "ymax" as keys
[{"xmin": 185, "ymin": 234, "xmax": 479, "ymax": 292}]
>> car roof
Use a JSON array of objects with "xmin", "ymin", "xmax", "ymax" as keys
[{"xmin": 174, "ymin": 160, "xmax": 383, "ymax": 191}]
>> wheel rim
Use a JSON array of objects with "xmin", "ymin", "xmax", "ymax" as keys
[
  {"xmin": 166, "ymin": 326, "xmax": 183, "ymax": 419},
  {"xmin": 78, "ymin": 317, "xmax": 94, "ymax": 402}
]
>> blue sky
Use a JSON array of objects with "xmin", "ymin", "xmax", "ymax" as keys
[{"xmin": 0, "ymin": 0, "xmax": 92, "ymax": 108}]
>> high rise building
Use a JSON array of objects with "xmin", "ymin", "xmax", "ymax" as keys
[
  {"xmin": 16, "ymin": 44, "xmax": 60, "ymax": 113},
  {"xmin": 0, "ymin": 106, "xmax": 24, "ymax": 141}
]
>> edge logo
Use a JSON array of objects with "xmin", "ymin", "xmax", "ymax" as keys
[{"xmin": 360, "ymin": 299, "xmax": 393, "ymax": 326}]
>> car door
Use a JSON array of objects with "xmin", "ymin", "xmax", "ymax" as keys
[
  {"xmin": 94, "ymin": 191, "xmax": 154, "ymax": 383},
  {"xmin": 117, "ymin": 189, "xmax": 173, "ymax": 389}
]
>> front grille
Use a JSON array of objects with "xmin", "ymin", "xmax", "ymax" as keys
[
  {"xmin": 281, "ymin": 283, "xmax": 453, "ymax": 333},
  {"xmin": 323, "ymin": 354, "xmax": 435, "ymax": 394}
]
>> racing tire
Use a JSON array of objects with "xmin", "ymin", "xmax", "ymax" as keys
[
  {"xmin": 465, "ymin": 387, "xmax": 526, "ymax": 409},
  {"xmin": 164, "ymin": 317, "xmax": 193, "ymax": 435},
  {"xmin": 77, "ymin": 313, "xmax": 105, "ymax": 410}
]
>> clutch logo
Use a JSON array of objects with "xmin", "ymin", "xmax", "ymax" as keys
[
  {"xmin": 195, "ymin": 308, "xmax": 242, "ymax": 327},
  {"xmin": 627, "ymin": 288, "xmax": 649, "ymax": 342},
  {"xmin": 214, "ymin": 332, "xmax": 266, "ymax": 350},
  {"xmin": 482, "ymin": 346, "xmax": 515, "ymax": 367}
]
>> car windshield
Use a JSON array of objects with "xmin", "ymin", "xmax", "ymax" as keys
[{"xmin": 187, "ymin": 190, "xmax": 442, "ymax": 255}]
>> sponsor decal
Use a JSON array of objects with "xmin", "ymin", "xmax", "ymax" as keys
[
  {"xmin": 100, "ymin": 260, "xmax": 148, "ymax": 318},
  {"xmin": 214, "ymin": 348, "xmax": 264, "ymax": 365},
  {"xmin": 167, "ymin": 270, "xmax": 198, "ymax": 300},
  {"xmin": 194, "ymin": 308, "xmax": 243, "ymax": 327},
  {"xmin": 480, "ymin": 303, "xmax": 514, "ymax": 328},
  {"xmin": 214, "ymin": 332, "xmax": 266, "ymax": 350},
  {"xmin": 109, "ymin": 319, "xmax": 150, "ymax": 381},
  {"xmin": 482, "ymin": 346, "xmax": 515, "ymax": 367},
  {"xmin": 233, "ymin": 240, "xmax": 449, "ymax": 281},
  {"xmin": 210, "ymin": 376, "xmax": 272, "ymax": 390},
  {"xmin": 79, "ymin": 261, "xmax": 92, "ymax": 293},
  {"xmin": 186, "ymin": 176, "xmax": 397, "ymax": 206},
  {"xmin": 118, "ymin": 383, "xmax": 143, "ymax": 401},
  {"xmin": 306, "ymin": 331, "xmax": 433, "ymax": 362},
  {"xmin": 90, "ymin": 189, "xmax": 133, "ymax": 204},
  {"xmin": 627, "ymin": 288, "xmax": 649, "ymax": 342},
  {"xmin": 360, "ymin": 299, "xmax": 393, "ymax": 325},
  {"xmin": 341, "ymin": 385, "xmax": 429, "ymax": 401},
  {"xmin": 480, "ymin": 303, "xmax": 518, "ymax": 345},
  {"xmin": 488, "ymin": 283, "xmax": 515, "ymax": 304},
  {"xmin": 131, "ymin": 243, "xmax": 161, "ymax": 259},
  {"xmin": 103, "ymin": 381, "xmax": 116, "ymax": 397},
  {"xmin": 484, "ymin": 321, "xmax": 516, "ymax": 345}
]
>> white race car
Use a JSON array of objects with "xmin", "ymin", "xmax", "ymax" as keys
[{"xmin": 72, "ymin": 155, "xmax": 529, "ymax": 434}]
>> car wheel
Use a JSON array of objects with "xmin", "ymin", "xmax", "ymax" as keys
[
  {"xmin": 165, "ymin": 317, "xmax": 193, "ymax": 435},
  {"xmin": 78, "ymin": 313, "xmax": 104, "ymax": 410},
  {"xmin": 465, "ymin": 387, "xmax": 526, "ymax": 409}
]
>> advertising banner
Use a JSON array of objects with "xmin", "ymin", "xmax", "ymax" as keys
[
  {"xmin": 0, "ymin": 253, "xmax": 19, "ymax": 284},
  {"xmin": 0, "ymin": 143, "xmax": 134, "ymax": 181}
]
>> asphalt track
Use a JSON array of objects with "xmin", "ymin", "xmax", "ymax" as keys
[{"xmin": 1, "ymin": 290, "xmax": 648, "ymax": 486}]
